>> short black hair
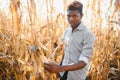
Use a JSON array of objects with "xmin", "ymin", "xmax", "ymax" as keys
[{"xmin": 67, "ymin": 1, "xmax": 83, "ymax": 14}]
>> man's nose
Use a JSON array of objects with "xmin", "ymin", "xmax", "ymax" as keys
[{"xmin": 69, "ymin": 17, "xmax": 74, "ymax": 21}]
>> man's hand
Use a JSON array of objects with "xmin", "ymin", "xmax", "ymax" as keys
[{"xmin": 44, "ymin": 62, "xmax": 63, "ymax": 73}]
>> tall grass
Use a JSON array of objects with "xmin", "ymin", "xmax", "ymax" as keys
[{"xmin": 0, "ymin": 0, "xmax": 120, "ymax": 80}]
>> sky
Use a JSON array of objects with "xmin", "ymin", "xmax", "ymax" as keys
[{"xmin": 0, "ymin": 0, "xmax": 9, "ymax": 13}]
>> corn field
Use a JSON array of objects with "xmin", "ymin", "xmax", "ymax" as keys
[{"xmin": 0, "ymin": 0, "xmax": 120, "ymax": 80}]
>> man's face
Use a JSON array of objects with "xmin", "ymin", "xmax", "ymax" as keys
[{"xmin": 67, "ymin": 10, "xmax": 83, "ymax": 29}]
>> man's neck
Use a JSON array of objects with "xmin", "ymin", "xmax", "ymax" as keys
[{"xmin": 72, "ymin": 22, "xmax": 81, "ymax": 32}]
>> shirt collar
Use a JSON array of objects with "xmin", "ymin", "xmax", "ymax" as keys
[
  {"xmin": 75, "ymin": 22, "xmax": 84, "ymax": 31},
  {"xmin": 69, "ymin": 22, "xmax": 84, "ymax": 32}
]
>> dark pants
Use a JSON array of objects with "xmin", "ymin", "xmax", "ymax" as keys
[{"xmin": 60, "ymin": 71, "xmax": 68, "ymax": 80}]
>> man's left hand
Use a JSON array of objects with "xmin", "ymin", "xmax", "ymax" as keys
[{"xmin": 44, "ymin": 62, "xmax": 63, "ymax": 73}]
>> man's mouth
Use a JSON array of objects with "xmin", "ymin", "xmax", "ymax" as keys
[{"xmin": 70, "ymin": 22, "xmax": 75, "ymax": 26}]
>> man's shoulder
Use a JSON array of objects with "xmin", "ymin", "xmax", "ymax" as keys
[
  {"xmin": 82, "ymin": 25, "xmax": 95, "ymax": 39},
  {"xmin": 63, "ymin": 27, "xmax": 71, "ymax": 34},
  {"xmin": 82, "ymin": 25, "xmax": 94, "ymax": 34},
  {"xmin": 65, "ymin": 27, "xmax": 71, "ymax": 31}
]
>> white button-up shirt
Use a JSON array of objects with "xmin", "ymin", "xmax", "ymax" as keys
[{"xmin": 60, "ymin": 22, "xmax": 95, "ymax": 80}]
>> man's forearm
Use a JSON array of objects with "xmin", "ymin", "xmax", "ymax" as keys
[{"xmin": 61, "ymin": 61, "xmax": 87, "ymax": 71}]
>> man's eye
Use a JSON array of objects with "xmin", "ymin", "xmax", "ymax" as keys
[
  {"xmin": 67, "ymin": 15, "xmax": 77, "ymax": 18},
  {"xmin": 67, "ymin": 15, "xmax": 70, "ymax": 17},
  {"xmin": 73, "ymin": 15, "xmax": 77, "ymax": 17}
]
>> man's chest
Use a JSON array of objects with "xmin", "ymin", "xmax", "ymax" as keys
[{"xmin": 64, "ymin": 30, "xmax": 84, "ymax": 48}]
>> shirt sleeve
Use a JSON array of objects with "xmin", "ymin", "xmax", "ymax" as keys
[{"xmin": 79, "ymin": 32, "xmax": 95, "ymax": 64}]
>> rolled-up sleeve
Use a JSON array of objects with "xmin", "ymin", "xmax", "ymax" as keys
[{"xmin": 79, "ymin": 32, "xmax": 95, "ymax": 64}]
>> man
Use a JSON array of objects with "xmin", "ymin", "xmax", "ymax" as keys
[{"xmin": 44, "ymin": 1, "xmax": 95, "ymax": 80}]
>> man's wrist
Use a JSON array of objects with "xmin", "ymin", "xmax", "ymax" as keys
[
  {"xmin": 60, "ymin": 66, "xmax": 64, "ymax": 72},
  {"xmin": 60, "ymin": 65, "xmax": 68, "ymax": 72}
]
